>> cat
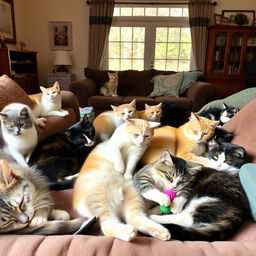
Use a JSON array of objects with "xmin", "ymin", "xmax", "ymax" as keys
[
  {"xmin": 136, "ymin": 103, "xmax": 162, "ymax": 122},
  {"xmin": 28, "ymin": 114, "xmax": 95, "ymax": 190},
  {"xmin": 140, "ymin": 112, "xmax": 219, "ymax": 169},
  {"xmin": 207, "ymin": 138, "xmax": 246, "ymax": 174},
  {"xmin": 135, "ymin": 150, "xmax": 249, "ymax": 241},
  {"xmin": 72, "ymin": 118, "xmax": 171, "ymax": 242},
  {"xmin": 0, "ymin": 159, "xmax": 85, "ymax": 235},
  {"xmin": 199, "ymin": 103, "xmax": 239, "ymax": 125},
  {"xmin": 0, "ymin": 104, "xmax": 38, "ymax": 167},
  {"xmin": 99, "ymin": 72, "xmax": 119, "ymax": 96},
  {"xmin": 93, "ymin": 99, "xmax": 136, "ymax": 142},
  {"xmin": 29, "ymin": 81, "xmax": 69, "ymax": 122}
]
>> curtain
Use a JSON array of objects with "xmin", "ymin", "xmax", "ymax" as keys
[
  {"xmin": 87, "ymin": 0, "xmax": 115, "ymax": 69},
  {"xmin": 189, "ymin": 0, "xmax": 212, "ymax": 72}
]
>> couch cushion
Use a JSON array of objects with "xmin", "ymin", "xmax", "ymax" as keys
[
  {"xmin": 0, "ymin": 75, "xmax": 33, "ymax": 110},
  {"xmin": 154, "ymin": 96, "xmax": 192, "ymax": 110},
  {"xmin": 179, "ymin": 71, "xmax": 202, "ymax": 95},
  {"xmin": 122, "ymin": 96, "xmax": 155, "ymax": 110},
  {"xmin": 88, "ymin": 95, "xmax": 123, "ymax": 110},
  {"xmin": 152, "ymin": 69, "xmax": 176, "ymax": 76}
]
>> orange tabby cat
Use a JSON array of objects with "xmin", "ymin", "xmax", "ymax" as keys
[
  {"xmin": 141, "ymin": 113, "xmax": 219, "ymax": 168},
  {"xmin": 136, "ymin": 103, "xmax": 162, "ymax": 122},
  {"xmin": 93, "ymin": 99, "xmax": 136, "ymax": 141},
  {"xmin": 100, "ymin": 72, "xmax": 118, "ymax": 96},
  {"xmin": 73, "ymin": 119, "xmax": 170, "ymax": 242}
]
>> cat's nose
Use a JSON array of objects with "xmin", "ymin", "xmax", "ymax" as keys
[{"xmin": 18, "ymin": 214, "xmax": 30, "ymax": 224}]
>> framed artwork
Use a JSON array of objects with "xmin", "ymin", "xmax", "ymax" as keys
[
  {"xmin": 49, "ymin": 21, "xmax": 72, "ymax": 51},
  {"xmin": 220, "ymin": 17, "xmax": 229, "ymax": 25},
  {"xmin": 222, "ymin": 10, "xmax": 255, "ymax": 25},
  {"xmin": 214, "ymin": 14, "xmax": 223, "ymax": 25},
  {"xmin": 0, "ymin": 0, "xmax": 16, "ymax": 44}
]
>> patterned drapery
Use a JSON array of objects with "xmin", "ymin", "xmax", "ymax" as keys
[
  {"xmin": 87, "ymin": 0, "xmax": 115, "ymax": 69},
  {"xmin": 189, "ymin": 0, "xmax": 213, "ymax": 72}
]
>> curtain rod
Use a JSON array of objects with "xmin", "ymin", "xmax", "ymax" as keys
[{"xmin": 86, "ymin": 1, "xmax": 217, "ymax": 6}]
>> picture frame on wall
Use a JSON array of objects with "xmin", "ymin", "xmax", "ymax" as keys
[
  {"xmin": 222, "ymin": 10, "xmax": 255, "ymax": 25},
  {"xmin": 214, "ymin": 14, "xmax": 223, "ymax": 25},
  {"xmin": 0, "ymin": 0, "xmax": 16, "ymax": 44},
  {"xmin": 49, "ymin": 21, "xmax": 72, "ymax": 51}
]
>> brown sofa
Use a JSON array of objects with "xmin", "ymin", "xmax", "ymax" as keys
[
  {"xmin": 1, "ymin": 98, "xmax": 256, "ymax": 255},
  {"xmin": 70, "ymin": 68, "xmax": 215, "ymax": 116}
]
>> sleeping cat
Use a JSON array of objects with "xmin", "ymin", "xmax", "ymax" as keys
[
  {"xmin": 0, "ymin": 104, "xmax": 38, "ymax": 167},
  {"xmin": 207, "ymin": 138, "xmax": 246, "ymax": 174},
  {"xmin": 0, "ymin": 159, "xmax": 85, "ymax": 235},
  {"xmin": 140, "ymin": 112, "xmax": 219, "ymax": 168},
  {"xmin": 93, "ymin": 99, "xmax": 136, "ymax": 142},
  {"xmin": 199, "ymin": 103, "xmax": 239, "ymax": 125},
  {"xmin": 73, "ymin": 118, "xmax": 171, "ymax": 242},
  {"xmin": 29, "ymin": 81, "xmax": 69, "ymax": 122},
  {"xmin": 99, "ymin": 72, "xmax": 118, "ymax": 96},
  {"xmin": 135, "ymin": 151, "xmax": 249, "ymax": 241},
  {"xmin": 28, "ymin": 114, "xmax": 95, "ymax": 190},
  {"xmin": 136, "ymin": 103, "xmax": 162, "ymax": 122}
]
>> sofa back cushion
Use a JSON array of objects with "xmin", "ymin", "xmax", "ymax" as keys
[{"xmin": 0, "ymin": 75, "xmax": 33, "ymax": 110}]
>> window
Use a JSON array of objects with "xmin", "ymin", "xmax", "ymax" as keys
[{"xmin": 105, "ymin": 5, "xmax": 191, "ymax": 71}]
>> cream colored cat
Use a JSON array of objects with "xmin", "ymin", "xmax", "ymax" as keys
[
  {"xmin": 141, "ymin": 113, "xmax": 219, "ymax": 168},
  {"xmin": 93, "ymin": 99, "xmax": 136, "ymax": 142},
  {"xmin": 100, "ymin": 72, "xmax": 118, "ymax": 96},
  {"xmin": 73, "ymin": 119, "xmax": 171, "ymax": 242},
  {"xmin": 136, "ymin": 103, "xmax": 162, "ymax": 122}
]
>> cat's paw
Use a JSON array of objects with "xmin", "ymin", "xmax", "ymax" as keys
[
  {"xmin": 61, "ymin": 110, "xmax": 69, "ymax": 117},
  {"xmin": 114, "ymin": 164, "xmax": 125, "ymax": 174},
  {"xmin": 124, "ymin": 173, "xmax": 133, "ymax": 180},
  {"xmin": 114, "ymin": 224, "xmax": 137, "ymax": 242},
  {"xmin": 36, "ymin": 118, "xmax": 46, "ymax": 127},
  {"xmin": 171, "ymin": 201, "xmax": 183, "ymax": 214},
  {"xmin": 157, "ymin": 193, "xmax": 171, "ymax": 207},
  {"xmin": 50, "ymin": 209, "xmax": 70, "ymax": 220},
  {"xmin": 30, "ymin": 216, "xmax": 47, "ymax": 226},
  {"xmin": 151, "ymin": 224, "xmax": 171, "ymax": 241}
]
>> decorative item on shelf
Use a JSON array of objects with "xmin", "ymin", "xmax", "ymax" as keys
[
  {"xmin": 222, "ymin": 10, "xmax": 255, "ymax": 26},
  {"xmin": 220, "ymin": 17, "xmax": 229, "ymax": 25},
  {"xmin": 214, "ymin": 14, "xmax": 223, "ymax": 25},
  {"xmin": 234, "ymin": 13, "xmax": 249, "ymax": 26},
  {"xmin": 53, "ymin": 50, "xmax": 72, "ymax": 73},
  {"xmin": 0, "ymin": 33, "xmax": 7, "ymax": 48},
  {"xmin": 19, "ymin": 41, "xmax": 26, "ymax": 50},
  {"xmin": 252, "ymin": 19, "xmax": 256, "ymax": 26}
]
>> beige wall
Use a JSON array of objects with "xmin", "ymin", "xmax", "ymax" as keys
[{"xmin": 9, "ymin": 0, "xmax": 256, "ymax": 86}]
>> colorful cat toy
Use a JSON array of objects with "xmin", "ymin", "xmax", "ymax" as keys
[{"xmin": 159, "ymin": 189, "xmax": 176, "ymax": 214}]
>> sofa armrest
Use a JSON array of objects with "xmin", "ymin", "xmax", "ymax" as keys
[
  {"xmin": 69, "ymin": 79, "xmax": 97, "ymax": 107},
  {"xmin": 185, "ymin": 81, "xmax": 215, "ymax": 112}
]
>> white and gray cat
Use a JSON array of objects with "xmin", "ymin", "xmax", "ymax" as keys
[
  {"xmin": 0, "ymin": 104, "xmax": 38, "ymax": 167},
  {"xmin": 0, "ymin": 159, "xmax": 85, "ymax": 235},
  {"xmin": 134, "ymin": 151, "xmax": 249, "ymax": 241}
]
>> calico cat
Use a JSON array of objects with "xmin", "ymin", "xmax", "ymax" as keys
[
  {"xmin": 0, "ymin": 104, "xmax": 38, "ymax": 167},
  {"xmin": 135, "ymin": 151, "xmax": 249, "ymax": 241},
  {"xmin": 99, "ymin": 72, "xmax": 118, "ymax": 96},
  {"xmin": 140, "ymin": 112, "xmax": 219, "ymax": 168},
  {"xmin": 207, "ymin": 138, "xmax": 246, "ymax": 174},
  {"xmin": 93, "ymin": 99, "xmax": 136, "ymax": 142},
  {"xmin": 73, "ymin": 119, "xmax": 171, "ymax": 242},
  {"xmin": 28, "ymin": 114, "xmax": 95, "ymax": 190},
  {"xmin": 0, "ymin": 159, "xmax": 85, "ymax": 235},
  {"xmin": 136, "ymin": 103, "xmax": 162, "ymax": 122},
  {"xmin": 199, "ymin": 103, "xmax": 239, "ymax": 125},
  {"xmin": 29, "ymin": 81, "xmax": 69, "ymax": 121}
]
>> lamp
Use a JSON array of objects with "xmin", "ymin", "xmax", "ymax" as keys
[{"xmin": 53, "ymin": 51, "xmax": 72, "ymax": 73}]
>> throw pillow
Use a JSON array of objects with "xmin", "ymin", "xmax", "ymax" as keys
[
  {"xmin": 149, "ymin": 72, "xmax": 183, "ymax": 97},
  {"xmin": 197, "ymin": 87, "xmax": 256, "ymax": 114},
  {"xmin": 179, "ymin": 71, "xmax": 202, "ymax": 95},
  {"xmin": 0, "ymin": 75, "xmax": 33, "ymax": 110}
]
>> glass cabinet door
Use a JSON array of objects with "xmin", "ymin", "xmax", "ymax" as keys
[{"xmin": 245, "ymin": 32, "xmax": 256, "ymax": 63}]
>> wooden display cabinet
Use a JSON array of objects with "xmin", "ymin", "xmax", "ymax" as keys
[
  {"xmin": 0, "ymin": 48, "xmax": 40, "ymax": 94},
  {"xmin": 205, "ymin": 25, "xmax": 256, "ymax": 99}
]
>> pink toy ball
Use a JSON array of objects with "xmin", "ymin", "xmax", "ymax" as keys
[{"xmin": 164, "ymin": 189, "xmax": 176, "ymax": 200}]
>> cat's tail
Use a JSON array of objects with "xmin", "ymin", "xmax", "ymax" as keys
[{"xmin": 163, "ymin": 220, "xmax": 243, "ymax": 241}]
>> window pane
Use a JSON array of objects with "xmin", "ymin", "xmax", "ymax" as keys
[
  {"xmin": 132, "ymin": 59, "xmax": 144, "ymax": 70},
  {"xmin": 170, "ymin": 8, "xmax": 182, "ymax": 17},
  {"xmin": 167, "ymin": 43, "xmax": 179, "ymax": 59},
  {"xmin": 179, "ymin": 43, "xmax": 191, "ymax": 59},
  {"xmin": 181, "ymin": 28, "xmax": 191, "ymax": 42},
  {"xmin": 133, "ymin": 43, "xmax": 144, "ymax": 58},
  {"xmin": 155, "ymin": 43, "xmax": 167, "ymax": 59},
  {"xmin": 133, "ymin": 27, "xmax": 145, "ymax": 41},
  {"xmin": 158, "ymin": 8, "xmax": 169, "ymax": 16},
  {"xmin": 109, "ymin": 59, "xmax": 120, "ymax": 70},
  {"xmin": 121, "ymin": 59, "xmax": 132, "ymax": 70},
  {"xmin": 183, "ymin": 8, "xmax": 189, "ymax": 17},
  {"xmin": 166, "ymin": 60, "xmax": 178, "ymax": 71},
  {"xmin": 109, "ymin": 27, "xmax": 120, "ymax": 41},
  {"xmin": 156, "ymin": 28, "xmax": 168, "ymax": 42},
  {"xmin": 113, "ymin": 8, "xmax": 120, "ymax": 16},
  {"xmin": 121, "ymin": 42, "xmax": 132, "ymax": 58},
  {"xmin": 121, "ymin": 7, "xmax": 132, "ymax": 16},
  {"xmin": 133, "ymin": 7, "xmax": 144, "ymax": 16},
  {"xmin": 145, "ymin": 8, "xmax": 157, "ymax": 16},
  {"xmin": 109, "ymin": 42, "xmax": 120, "ymax": 58},
  {"xmin": 168, "ymin": 28, "xmax": 180, "ymax": 42},
  {"xmin": 121, "ymin": 27, "xmax": 132, "ymax": 41},
  {"xmin": 154, "ymin": 60, "xmax": 166, "ymax": 70},
  {"xmin": 178, "ymin": 60, "xmax": 190, "ymax": 71}
]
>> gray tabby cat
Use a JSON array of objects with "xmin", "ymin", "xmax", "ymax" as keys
[
  {"xmin": 134, "ymin": 151, "xmax": 249, "ymax": 241},
  {"xmin": 0, "ymin": 103, "xmax": 39, "ymax": 167},
  {"xmin": 0, "ymin": 159, "xmax": 84, "ymax": 235}
]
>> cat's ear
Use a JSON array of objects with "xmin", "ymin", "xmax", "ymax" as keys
[
  {"xmin": 40, "ymin": 86, "xmax": 46, "ymax": 93},
  {"xmin": 20, "ymin": 107, "xmax": 29, "ymax": 118},
  {"xmin": 0, "ymin": 113, "xmax": 8, "ymax": 121},
  {"xmin": 130, "ymin": 99, "xmax": 136, "ymax": 108},
  {"xmin": 157, "ymin": 102, "xmax": 162, "ymax": 108},
  {"xmin": 188, "ymin": 166, "xmax": 202, "ymax": 175},
  {"xmin": 0, "ymin": 160, "xmax": 17, "ymax": 187},
  {"xmin": 234, "ymin": 147, "xmax": 246, "ymax": 158},
  {"xmin": 160, "ymin": 150, "xmax": 174, "ymax": 164},
  {"xmin": 111, "ymin": 105, "xmax": 118, "ymax": 112},
  {"xmin": 210, "ymin": 120, "xmax": 219, "ymax": 128},
  {"xmin": 53, "ymin": 81, "xmax": 60, "ymax": 91},
  {"xmin": 223, "ymin": 103, "xmax": 228, "ymax": 109},
  {"xmin": 147, "ymin": 121, "xmax": 161, "ymax": 129},
  {"xmin": 145, "ymin": 104, "xmax": 150, "ymax": 110},
  {"xmin": 189, "ymin": 112, "xmax": 199, "ymax": 122},
  {"xmin": 81, "ymin": 114, "xmax": 89, "ymax": 124},
  {"xmin": 125, "ymin": 119, "xmax": 135, "ymax": 126}
]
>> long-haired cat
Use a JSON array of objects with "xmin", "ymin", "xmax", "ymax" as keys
[
  {"xmin": 73, "ymin": 119, "xmax": 171, "ymax": 242},
  {"xmin": 29, "ymin": 81, "xmax": 69, "ymax": 121},
  {"xmin": 0, "ymin": 159, "xmax": 85, "ymax": 235},
  {"xmin": 93, "ymin": 99, "xmax": 136, "ymax": 142},
  {"xmin": 141, "ymin": 113, "xmax": 219, "ymax": 168},
  {"xmin": 100, "ymin": 72, "xmax": 118, "ymax": 96},
  {"xmin": 135, "ymin": 151, "xmax": 249, "ymax": 241},
  {"xmin": 136, "ymin": 103, "xmax": 162, "ymax": 122},
  {"xmin": 0, "ymin": 104, "xmax": 38, "ymax": 167},
  {"xmin": 28, "ymin": 114, "xmax": 95, "ymax": 190}
]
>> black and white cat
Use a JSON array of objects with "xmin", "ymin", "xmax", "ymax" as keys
[
  {"xmin": 135, "ymin": 151, "xmax": 250, "ymax": 241},
  {"xmin": 199, "ymin": 103, "xmax": 239, "ymax": 125},
  {"xmin": 28, "ymin": 114, "xmax": 95, "ymax": 190}
]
